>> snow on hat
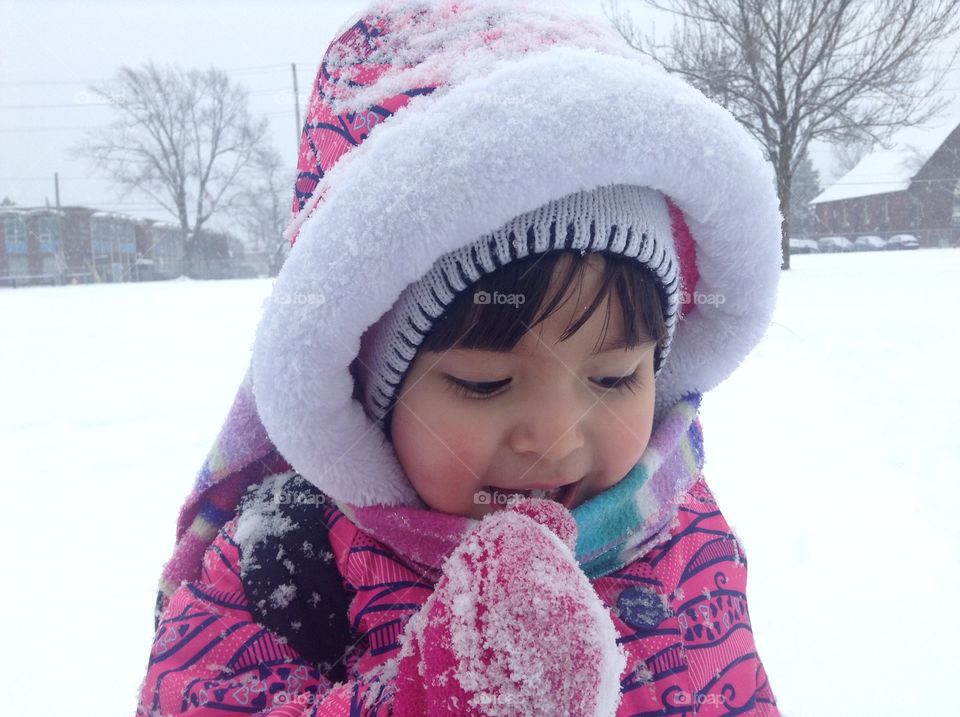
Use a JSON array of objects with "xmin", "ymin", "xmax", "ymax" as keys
[{"xmin": 249, "ymin": 0, "xmax": 782, "ymax": 508}]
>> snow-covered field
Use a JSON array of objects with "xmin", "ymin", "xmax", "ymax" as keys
[{"xmin": 2, "ymin": 248, "xmax": 958, "ymax": 716}]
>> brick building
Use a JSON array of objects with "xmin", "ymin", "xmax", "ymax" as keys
[
  {"xmin": 134, "ymin": 219, "xmax": 184, "ymax": 281},
  {"xmin": 0, "ymin": 208, "xmax": 65, "ymax": 285},
  {"xmin": 0, "ymin": 206, "xmax": 186, "ymax": 287},
  {"xmin": 810, "ymin": 117, "xmax": 960, "ymax": 248}
]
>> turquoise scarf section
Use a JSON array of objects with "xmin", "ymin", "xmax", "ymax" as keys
[
  {"xmin": 574, "ymin": 392, "xmax": 704, "ymax": 578},
  {"xmin": 343, "ymin": 392, "xmax": 705, "ymax": 581}
]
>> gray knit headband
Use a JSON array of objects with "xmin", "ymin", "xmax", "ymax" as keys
[{"xmin": 355, "ymin": 184, "xmax": 681, "ymax": 424}]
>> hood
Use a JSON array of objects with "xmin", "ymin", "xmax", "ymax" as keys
[
  {"xmin": 249, "ymin": 0, "xmax": 781, "ymax": 509},
  {"xmin": 159, "ymin": 1, "xmax": 781, "ymax": 605}
]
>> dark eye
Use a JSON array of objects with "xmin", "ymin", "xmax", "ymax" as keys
[
  {"xmin": 445, "ymin": 376, "xmax": 511, "ymax": 399},
  {"xmin": 592, "ymin": 370, "xmax": 642, "ymax": 392}
]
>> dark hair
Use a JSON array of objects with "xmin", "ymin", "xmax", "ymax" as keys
[{"xmin": 380, "ymin": 249, "xmax": 669, "ymax": 438}]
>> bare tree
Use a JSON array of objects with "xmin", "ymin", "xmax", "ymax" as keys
[
  {"xmin": 233, "ymin": 148, "xmax": 292, "ymax": 276},
  {"xmin": 76, "ymin": 62, "xmax": 269, "ymax": 271},
  {"xmin": 606, "ymin": 0, "xmax": 960, "ymax": 269},
  {"xmin": 789, "ymin": 152, "xmax": 822, "ymax": 236}
]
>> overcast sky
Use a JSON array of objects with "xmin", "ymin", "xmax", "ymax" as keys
[
  {"xmin": 1, "ymin": 0, "xmax": 956, "ymax": 227},
  {"xmin": 2, "ymin": 0, "xmax": 677, "ymax": 223}
]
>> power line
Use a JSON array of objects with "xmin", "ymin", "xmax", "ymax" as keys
[
  {"xmin": 0, "ymin": 63, "xmax": 293, "ymax": 88},
  {"xmin": 0, "ymin": 109, "xmax": 294, "ymax": 132},
  {"xmin": 0, "ymin": 176, "xmax": 116, "ymax": 181},
  {"xmin": 223, "ymin": 63, "xmax": 292, "ymax": 74},
  {"xmin": 0, "ymin": 77, "xmax": 109, "ymax": 87},
  {"xmin": 1, "ymin": 45, "xmax": 948, "ymax": 88},
  {"xmin": 0, "ymin": 86, "xmax": 291, "ymax": 110},
  {"xmin": 0, "ymin": 125, "xmax": 100, "ymax": 132},
  {"xmin": 0, "ymin": 102, "xmax": 114, "ymax": 110},
  {"xmin": 3, "ymin": 81, "xmax": 959, "ymax": 111}
]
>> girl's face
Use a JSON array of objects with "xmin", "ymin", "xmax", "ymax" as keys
[{"xmin": 390, "ymin": 255, "xmax": 658, "ymax": 519}]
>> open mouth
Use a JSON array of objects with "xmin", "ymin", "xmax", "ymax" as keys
[{"xmin": 487, "ymin": 478, "xmax": 583, "ymax": 509}]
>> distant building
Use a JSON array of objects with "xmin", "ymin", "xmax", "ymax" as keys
[
  {"xmin": 810, "ymin": 118, "xmax": 960, "ymax": 248},
  {"xmin": 134, "ymin": 219, "xmax": 184, "ymax": 281},
  {"xmin": 0, "ymin": 208, "xmax": 65, "ymax": 285},
  {"xmin": 88, "ymin": 210, "xmax": 139, "ymax": 282},
  {"xmin": 0, "ymin": 206, "xmax": 187, "ymax": 287},
  {"xmin": 186, "ymin": 228, "xmax": 238, "ymax": 279}
]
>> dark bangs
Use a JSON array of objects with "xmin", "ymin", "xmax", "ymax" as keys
[
  {"xmin": 419, "ymin": 250, "xmax": 669, "ymax": 356},
  {"xmin": 380, "ymin": 250, "xmax": 669, "ymax": 438}
]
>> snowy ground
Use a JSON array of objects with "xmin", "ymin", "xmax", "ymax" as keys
[{"xmin": 2, "ymin": 249, "xmax": 957, "ymax": 716}]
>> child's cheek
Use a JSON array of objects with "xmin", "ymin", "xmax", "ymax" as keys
[
  {"xmin": 600, "ymin": 403, "xmax": 655, "ymax": 486},
  {"xmin": 434, "ymin": 423, "xmax": 489, "ymax": 483}
]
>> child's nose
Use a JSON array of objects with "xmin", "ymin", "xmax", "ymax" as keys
[{"xmin": 508, "ymin": 397, "xmax": 586, "ymax": 462}]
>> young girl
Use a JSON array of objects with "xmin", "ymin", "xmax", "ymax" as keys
[{"xmin": 137, "ymin": 2, "xmax": 782, "ymax": 715}]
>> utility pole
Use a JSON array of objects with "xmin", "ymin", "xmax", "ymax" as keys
[
  {"xmin": 54, "ymin": 172, "xmax": 61, "ymax": 209},
  {"xmin": 291, "ymin": 63, "xmax": 301, "ymax": 145}
]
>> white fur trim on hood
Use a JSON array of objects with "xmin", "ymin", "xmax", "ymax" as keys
[{"xmin": 251, "ymin": 46, "xmax": 782, "ymax": 508}]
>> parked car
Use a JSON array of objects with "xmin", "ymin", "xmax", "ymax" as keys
[
  {"xmin": 789, "ymin": 237, "xmax": 821, "ymax": 254},
  {"xmin": 818, "ymin": 235, "xmax": 855, "ymax": 253},
  {"xmin": 853, "ymin": 235, "xmax": 887, "ymax": 251},
  {"xmin": 885, "ymin": 234, "xmax": 920, "ymax": 250}
]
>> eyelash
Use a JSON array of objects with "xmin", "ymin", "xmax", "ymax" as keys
[{"xmin": 445, "ymin": 371, "xmax": 643, "ymax": 400}]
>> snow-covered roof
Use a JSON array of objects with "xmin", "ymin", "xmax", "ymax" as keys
[
  {"xmin": 0, "ymin": 207, "xmax": 64, "ymax": 217},
  {"xmin": 811, "ymin": 115, "xmax": 960, "ymax": 204},
  {"xmin": 91, "ymin": 210, "xmax": 136, "ymax": 222},
  {"xmin": 147, "ymin": 220, "xmax": 181, "ymax": 231}
]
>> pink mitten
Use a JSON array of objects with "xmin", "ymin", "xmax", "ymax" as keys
[{"xmin": 393, "ymin": 498, "xmax": 626, "ymax": 716}]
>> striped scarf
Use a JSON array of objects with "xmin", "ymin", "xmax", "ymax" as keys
[
  {"xmin": 339, "ymin": 392, "xmax": 705, "ymax": 580},
  {"xmin": 156, "ymin": 373, "xmax": 703, "ymax": 621}
]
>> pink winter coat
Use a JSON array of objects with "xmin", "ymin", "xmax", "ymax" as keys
[
  {"xmin": 139, "ymin": 2, "xmax": 784, "ymax": 713},
  {"xmin": 137, "ymin": 470, "xmax": 778, "ymax": 715}
]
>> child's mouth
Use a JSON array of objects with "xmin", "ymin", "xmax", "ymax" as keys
[{"xmin": 487, "ymin": 478, "xmax": 583, "ymax": 510}]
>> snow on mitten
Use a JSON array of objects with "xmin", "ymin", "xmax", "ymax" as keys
[{"xmin": 392, "ymin": 498, "xmax": 626, "ymax": 717}]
